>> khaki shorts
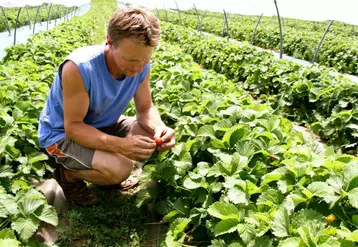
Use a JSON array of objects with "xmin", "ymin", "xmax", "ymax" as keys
[{"xmin": 45, "ymin": 116, "xmax": 136, "ymax": 171}]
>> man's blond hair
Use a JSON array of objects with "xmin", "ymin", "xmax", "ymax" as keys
[{"xmin": 107, "ymin": 6, "xmax": 160, "ymax": 47}]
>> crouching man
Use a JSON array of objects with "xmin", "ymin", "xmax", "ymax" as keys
[{"xmin": 38, "ymin": 6, "xmax": 175, "ymax": 206}]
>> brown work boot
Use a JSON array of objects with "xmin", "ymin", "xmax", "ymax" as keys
[{"xmin": 54, "ymin": 165, "xmax": 99, "ymax": 206}]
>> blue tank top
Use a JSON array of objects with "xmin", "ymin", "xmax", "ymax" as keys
[{"xmin": 38, "ymin": 44, "xmax": 150, "ymax": 148}]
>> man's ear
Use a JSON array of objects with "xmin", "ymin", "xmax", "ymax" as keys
[{"xmin": 106, "ymin": 35, "xmax": 113, "ymax": 48}]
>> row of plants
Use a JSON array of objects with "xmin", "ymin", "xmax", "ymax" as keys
[
  {"xmin": 156, "ymin": 10, "xmax": 358, "ymax": 76},
  {"xmin": 135, "ymin": 40, "xmax": 358, "ymax": 246},
  {"xmin": 0, "ymin": 4, "xmax": 76, "ymax": 33},
  {"xmin": 0, "ymin": 0, "xmax": 116, "ymax": 245},
  {"xmin": 172, "ymin": 8, "xmax": 357, "ymax": 37},
  {"xmin": 158, "ymin": 22, "xmax": 358, "ymax": 154}
]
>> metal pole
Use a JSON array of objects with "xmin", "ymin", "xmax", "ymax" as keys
[
  {"xmin": 163, "ymin": 5, "xmax": 168, "ymax": 21},
  {"xmin": 47, "ymin": 4, "xmax": 52, "ymax": 30},
  {"xmin": 175, "ymin": 1, "xmax": 182, "ymax": 25},
  {"xmin": 250, "ymin": 13, "xmax": 263, "ymax": 45},
  {"xmin": 13, "ymin": 7, "xmax": 22, "ymax": 45},
  {"xmin": 294, "ymin": 19, "xmax": 296, "ymax": 28},
  {"xmin": 193, "ymin": 4, "xmax": 201, "ymax": 31},
  {"xmin": 33, "ymin": 6, "xmax": 41, "ymax": 34},
  {"xmin": 1, "ymin": 6, "xmax": 11, "ymax": 35},
  {"xmin": 274, "ymin": 0, "xmax": 283, "ymax": 59},
  {"xmin": 25, "ymin": 6, "xmax": 32, "ymax": 30},
  {"xmin": 55, "ymin": 5, "xmax": 60, "ymax": 25},
  {"xmin": 223, "ymin": 9, "xmax": 230, "ymax": 41},
  {"xmin": 352, "ymin": 25, "xmax": 355, "ymax": 34},
  {"xmin": 200, "ymin": 9, "xmax": 208, "ymax": 28},
  {"xmin": 63, "ymin": 8, "xmax": 67, "ymax": 21},
  {"xmin": 311, "ymin": 20, "xmax": 334, "ymax": 64}
]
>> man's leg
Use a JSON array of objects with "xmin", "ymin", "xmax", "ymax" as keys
[
  {"xmin": 62, "ymin": 118, "xmax": 154, "ymax": 186},
  {"xmin": 63, "ymin": 151, "xmax": 134, "ymax": 186},
  {"xmin": 46, "ymin": 116, "xmax": 154, "ymax": 205}
]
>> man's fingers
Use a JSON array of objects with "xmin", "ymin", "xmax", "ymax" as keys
[
  {"xmin": 154, "ymin": 126, "xmax": 166, "ymax": 139},
  {"xmin": 161, "ymin": 130, "xmax": 175, "ymax": 143},
  {"xmin": 157, "ymin": 138, "xmax": 176, "ymax": 151},
  {"xmin": 137, "ymin": 136, "xmax": 156, "ymax": 149}
]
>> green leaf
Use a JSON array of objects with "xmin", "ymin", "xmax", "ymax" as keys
[
  {"xmin": 261, "ymin": 167, "xmax": 287, "ymax": 185},
  {"xmin": 247, "ymin": 236, "xmax": 272, "ymax": 247},
  {"xmin": 257, "ymin": 189, "xmax": 284, "ymax": 207},
  {"xmin": 347, "ymin": 188, "xmax": 358, "ymax": 209},
  {"xmin": 0, "ymin": 229, "xmax": 16, "ymax": 239},
  {"xmin": 237, "ymin": 223, "xmax": 255, "ymax": 244},
  {"xmin": 306, "ymin": 182, "xmax": 336, "ymax": 203},
  {"xmin": 165, "ymin": 233, "xmax": 182, "ymax": 247},
  {"xmin": 163, "ymin": 210, "xmax": 180, "ymax": 222},
  {"xmin": 189, "ymin": 208, "xmax": 205, "ymax": 227},
  {"xmin": 197, "ymin": 125, "xmax": 216, "ymax": 139},
  {"xmin": 213, "ymin": 119, "xmax": 233, "ymax": 131},
  {"xmin": 169, "ymin": 217, "xmax": 191, "ymax": 239},
  {"xmin": 18, "ymin": 198, "xmax": 45, "ymax": 216},
  {"xmin": 272, "ymin": 206, "xmax": 290, "ymax": 237},
  {"xmin": 298, "ymin": 226, "xmax": 316, "ymax": 247},
  {"xmin": 11, "ymin": 215, "xmax": 40, "ymax": 241},
  {"xmin": 227, "ymin": 187, "xmax": 248, "ymax": 205},
  {"xmin": 173, "ymin": 198, "xmax": 191, "ymax": 216},
  {"xmin": 338, "ymin": 228, "xmax": 358, "ymax": 242},
  {"xmin": 291, "ymin": 209, "xmax": 325, "ymax": 231},
  {"xmin": 223, "ymin": 125, "xmax": 247, "ymax": 147},
  {"xmin": 228, "ymin": 242, "xmax": 243, "ymax": 247},
  {"xmin": 347, "ymin": 176, "xmax": 358, "ymax": 192},
  {"xmin": 34, "ymin": 205, "xmax": 58, "ymax": 226},
  {"xmin": 197, "ymin": 162, "xmax": 210, "ymax": 176},
  {"xmin": 326, "ymin": 175, "xmax": 344, "ymax": 193},
  {"xmin": 318, "ymin": 237, "xmax": 341, "ymax": 247},
  {"xmin": 0, "ymin": 239, "xmax": 20, "ymax": 247},
  {"xmin": 183, "ymin": 177, "xmax": 202, "ymax": 189},
  {"xmin": 209, "ymin": 239, "xmax": 227, "ymax": 247},
  {"xmin": 214, "ymin": 218, "xmax": 240, "ymax": 237},
  {"xmin": 28, "ymin": 153, "xmax": 48, "ymax": 165},
  {"xmin": 0, "ymin": 166, "xmax": 15, "ymax": 178},
  {"xmin": 0, "ymin": 136, "xmax": 17, "ymax": 154},
  {"xmin": 278, "ymin": 237, "xmax": 301, "ymax": 247},
  {"xmin": 207, "ymin": 202, "xmax": 240, "ymax": 220}
]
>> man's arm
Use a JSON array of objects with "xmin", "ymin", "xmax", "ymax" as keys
[
  {"xmin": 134, "ymin": 69, "xmax": 165, "ymax": 135},
  {"xmin": 134, "ymin": 68, "xmax": 175, "ymax": 151},
  {"xmin": 62, "ymin": 61, "xmax": 155, "ymax": 160},
  {"xmin": 62, "ymin": 61, "xmax": 125, "ymax": 153}
]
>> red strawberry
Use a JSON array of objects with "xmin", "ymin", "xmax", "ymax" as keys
[{"xmin": 155, "ymin": 137, "xmax": 163, "ymax": 146}]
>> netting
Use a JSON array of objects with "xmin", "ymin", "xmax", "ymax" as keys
[
  {"xmin": 0, "ymin": 0, "xmax": 90, "ymax": 7},
  {"xmin": 121, "ymin": 0, "xmax": 358, "ymax": 25}
]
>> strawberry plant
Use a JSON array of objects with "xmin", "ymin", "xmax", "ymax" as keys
[
  {"xmin": 160, "ymin": 22, "xmax": 358, "ymax": 153},
  {"xmin": 157, "ymin": 10, "xmax": 358, "ymax": 76},
  {"xmin": 0, "ymin": 4, "xmax": 76, "ymax": 32},
  {"xmin": 135, "ymin": 41, "xmax": 358, "ymax": 246}
]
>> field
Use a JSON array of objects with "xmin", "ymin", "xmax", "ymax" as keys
[{"xmin": 1, "ymin": 0, "xmax": 358, "ymax": 246}]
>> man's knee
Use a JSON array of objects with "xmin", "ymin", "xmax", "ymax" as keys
[
  {"xmin": 92, "ymin": 151, "xmax": 134, "ymax": 185},
  {"xmin": 106, "ymin": 159, "xmax": 133, "ymax": 185}
]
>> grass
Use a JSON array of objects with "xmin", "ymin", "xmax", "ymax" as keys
[{"xmin": 55, "ymin": 188, "xmax": 151, "ymax": 247}]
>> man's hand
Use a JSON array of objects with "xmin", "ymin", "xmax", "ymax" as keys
[
  {"xmin": 121, "ymin": 135, "xmax": 157, "ymax": 160},
  {"xmin": 153, "ymin": 125, "xmax": 176, "ymax": 152}
]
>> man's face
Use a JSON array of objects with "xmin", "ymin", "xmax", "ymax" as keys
[{"xmin": 110, "ymin": 38, "xmax": 153, "ymax": 78}]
